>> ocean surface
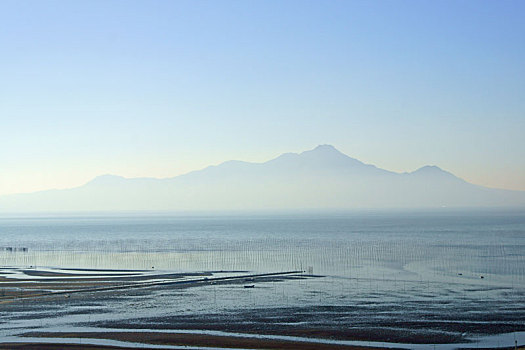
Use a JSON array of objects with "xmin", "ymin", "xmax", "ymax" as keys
[
  {"xmin": 1, "ymin": 209, "xmax": 524, "ymax": 348},
  {"xmin": 1, "ymin": 210, "xmax": 524, "ymax": 284}
]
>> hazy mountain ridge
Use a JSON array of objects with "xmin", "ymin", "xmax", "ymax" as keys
[{"xmin": 1, "ymin": 145, "xmax": 524, "ymax": 212}]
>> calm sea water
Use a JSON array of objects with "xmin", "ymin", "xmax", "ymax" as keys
[
  {"xmin": 1, "ymin": 209, "xmax": 524, "ymax": 347},
  {"xmin": 1, "ymin": 209, "xmax": 524, "ymax": 285}
]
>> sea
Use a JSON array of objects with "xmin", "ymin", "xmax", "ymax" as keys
[{"xmin": 0, "ymin": 209, "xmax": 524, "ymax": 348}]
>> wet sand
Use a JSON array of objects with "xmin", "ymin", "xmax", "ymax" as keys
[
  {"xmin": 4, "ymin": 333, "xmax": 525, "ymax": 350},
  {"xmin": 0, "ymin": 267, "xmax": 302, "ymax": 302},
  {"xmin": 2, "ymin": 267, "xmax": 524, "ymax": 349},
  {"xmin": 17, "ymin": 331, "xmax": 395, "ymax": 349}
]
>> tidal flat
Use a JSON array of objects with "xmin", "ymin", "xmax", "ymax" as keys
[{"xmin": 1, "ymin": 211, "xmax": 524, "ymax": 349}]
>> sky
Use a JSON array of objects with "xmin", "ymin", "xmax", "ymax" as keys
[{"xmin": 1, "ymin": 0, "xmax": 524, "ymax": 196}]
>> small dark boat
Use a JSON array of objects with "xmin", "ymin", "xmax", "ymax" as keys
[{"xmin": 244, "ymin": 285, "xmax": 255, "ymax": 288}]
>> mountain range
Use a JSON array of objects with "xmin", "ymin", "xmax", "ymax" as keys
[{"xmin": 1, "ymin": 145, "xmax": 524, "ymax": 212}]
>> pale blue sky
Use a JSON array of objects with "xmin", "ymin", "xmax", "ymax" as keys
[{"xmin": 1, "ymin": 0, "xmax": 524, "ymax": 195}]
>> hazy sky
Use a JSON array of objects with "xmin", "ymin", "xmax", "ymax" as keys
[{"xmin": 1, "ymin": 0, "xmax": 524, "ymax": 196}]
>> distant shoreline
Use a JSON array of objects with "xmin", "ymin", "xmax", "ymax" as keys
[{"xmin": 1, "ymin": 206, "xmax": 525, "ymax": 219}]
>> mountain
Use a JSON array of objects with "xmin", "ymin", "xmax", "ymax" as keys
[{"xmin": 1, "ymin": 145, "xmax": 524, "ymax": 212}]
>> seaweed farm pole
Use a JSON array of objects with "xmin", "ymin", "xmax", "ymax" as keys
[{"xmin": 214, "ymin": 285, "xmax": 217, "ymax": 310}]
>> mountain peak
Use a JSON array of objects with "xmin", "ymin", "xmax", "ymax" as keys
[
  {"xmin": 300, "ymin": 144, "xmax": 347, "ymax": 157},
  {"xmin": 299, "ymin": 144, "xmax": 366, "ymax": 165},
  {"xmin": 267, "ymin": 145, "xmax": 344, "ymax": 164},
  {"xmin": 414, "ymin": 165, "xmax": 444, "ymax": 173},
  {"xmin": 305, "ymin": 144, "xmax": 343, "ymax": 155},
  {"xmin": 410, "ymin": 165, "xmax": 461, "ymax": 180},
  {"xmin": 313, "ymin": 144, "xmax": 338, "ymax": 151}
]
